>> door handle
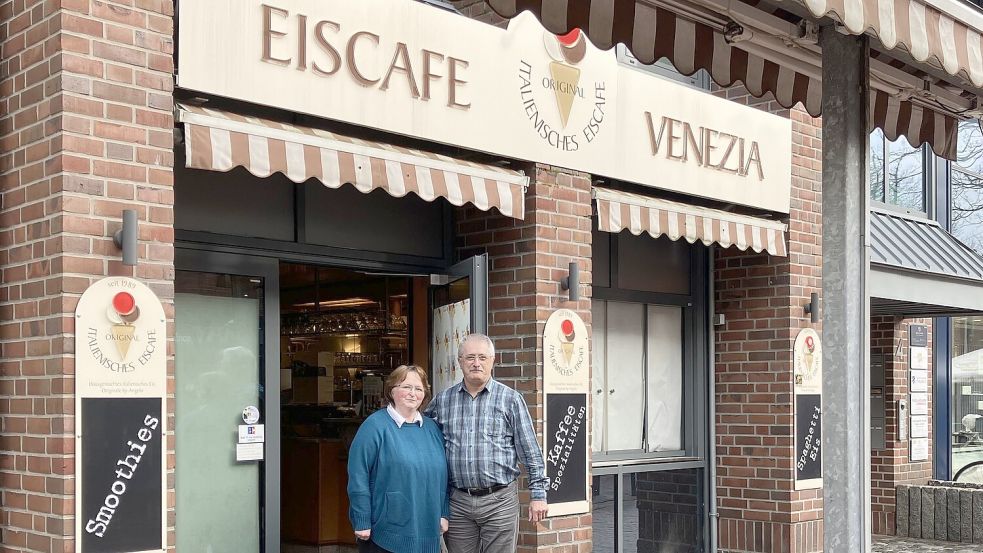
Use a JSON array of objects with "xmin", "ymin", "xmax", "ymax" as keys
[{"xmin": 609, "ymin": 389, "xmax": 615, "ymax": 394}]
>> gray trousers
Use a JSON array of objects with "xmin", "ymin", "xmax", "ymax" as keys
[{"xmin": 445, "ymin": 481, "xmax": 520, "ymax": 553}]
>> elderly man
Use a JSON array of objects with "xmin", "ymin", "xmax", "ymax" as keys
[{"xmin": 424, "ymin": 333, "xmax": 548, "ymax": 553}]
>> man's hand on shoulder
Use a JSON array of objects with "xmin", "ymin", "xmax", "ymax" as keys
[{"xmin": 528, "ymin": 499, "xmax": 548, "ymax": 522}]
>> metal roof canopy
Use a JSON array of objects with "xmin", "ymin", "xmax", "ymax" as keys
[{"xmin": 869, "ymin": 209, "xmax": 983, "ymax": 317}]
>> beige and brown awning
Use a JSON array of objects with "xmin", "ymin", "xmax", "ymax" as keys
[
  {"xmin": 177, "ymin": 104, "xmax": 529, "ymax": 220},
  {"xmin": 786, "ymin": 0, "xmax": 983, "ymax": 87},
  {"xmin": 486, "ymin": 0, "xmax": 962, "ymax": 159},
  {"xmin": 594, "ymin": 187, "xmax": 788, "ymax": 256}
]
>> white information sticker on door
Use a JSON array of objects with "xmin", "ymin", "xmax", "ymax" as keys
[
  {"xmin": 236, "ymin": 442, "xmax": 264, "ymax": 462},
  {"xmin": 238, "ymin": 424, "xmax": 265, "ymax": 444}
]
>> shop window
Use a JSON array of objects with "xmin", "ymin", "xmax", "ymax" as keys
[
  {"xmin": 951, "ymin": 316, "xmax": 983, "ymax": 476},
  {"xmin": 952, "ymin": 120, "xmax": 983, "ymax": 254},
  {"xmin": 592, "ymin": 227, "xmax": 691, "ymax": 295},
  {"xmin": 591, "ymin": 300, "xmax": 683, "ymax": 455},
  {"xmin": 869, "ymin": 128, "xmax": 929, "ymax": 214},
  {"xmin": 616, "ymin": 45, "xmax": 711, "ymax": 91},
  {"xmin": 591, "ymin": 469, "xmax": 705, "ymax": 553}
]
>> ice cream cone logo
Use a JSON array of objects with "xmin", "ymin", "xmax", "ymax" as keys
[
  {"xmin": 106, "ymin": 291, "xmax": 140, "ymax": 360},
  {"xmin": 543, "ymin": 29, "xmax": 586, "ymax": 128},
  {"xmin": 559, "ymin": 318, "xmax": 576, "ymax": 366}
]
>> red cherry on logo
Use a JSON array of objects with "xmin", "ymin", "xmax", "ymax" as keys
[
  {"xmin": 561, "ymin": 319, "xmax": 575, "ymax": 336},
  {"xmin": 113, "ymin": 292, "xmax": 136, "ymax": 316},
  {"xmin": 557, "ymin": 28, "xmax": 581, "ymax": 46}
]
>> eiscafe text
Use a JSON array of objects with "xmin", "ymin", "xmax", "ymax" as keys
[
  {"xmin": 260, "ymin": 4, "xmax": 470, "ymax": 109},
  {"xmin": 645, "ymin": 112, "xmax": 765, "ymax": 180}
]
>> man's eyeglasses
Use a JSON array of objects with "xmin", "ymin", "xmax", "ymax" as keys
[
  {"xmin": 461, "ymin": 354, "xmax": 491, "ymax": 363},
  {"xmin": 395, "ymin": 384, "xmax": 425, "ymax": 394}
]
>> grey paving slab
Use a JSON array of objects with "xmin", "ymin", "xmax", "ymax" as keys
[
  {"xmin": 949, "ymin": 488, "xmax": 962, "ymax": 542},
  {"xmin": 937, "ymin": 487, "xmax": 949, "ymax": 541},
  {"xmin": 898, "ymin": 486, "xmax": 910, "ymax": 538},
  {"xmin": 961, "ymin": 490, "xmax": 974, "ymax": 544},
  {"xmin": 913, "ymin": 487, "xmax": 923, "ymax": 539},
  {"xmin": 925, "ymin": 489, "xmax": 937, "ymax": 540}
]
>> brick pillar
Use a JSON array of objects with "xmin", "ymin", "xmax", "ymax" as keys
[
  {"xmin": 456, "ymin": 164, "xmax": 593, "ymax": 552},
  {"xmin": 0, "ymin": 1, "xmax": 175, "ymax": 551},
  {"xmin": 714, "ymin": 104, "xmax": 824, "ymax": 553},
  {"xmin": 870, "ymin": 317, "xmax": 934, "ymax": 536}
]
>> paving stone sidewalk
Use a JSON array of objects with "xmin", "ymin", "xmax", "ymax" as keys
[{"xmin": 873, "ymin": 535, "xmax": 983, "ymax": 552}]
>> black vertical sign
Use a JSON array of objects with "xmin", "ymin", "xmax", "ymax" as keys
[
  {"xmin": 81, "ymin": 398, "xmax": 162, "ymax": 553},
  {"xmin": 794, "ymin": 394, "xmax": 822, "ymax": 482},
  {"xmin": 545, "ymin": 393, "xmax": 588, "ymax": 504}
]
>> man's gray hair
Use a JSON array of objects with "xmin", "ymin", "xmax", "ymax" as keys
[{"xmin": 458, "ymin": 333, "xmax": 495, "ymax": 358}]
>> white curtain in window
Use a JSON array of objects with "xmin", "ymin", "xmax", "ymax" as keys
[
  {"xmin": 646, "ymin": 305, "xmax": 683, "ymax": 452},
  {"xmin": 605, "ymin": 302, "xmax": 646, "ymax": 451},
  {"xmin": 591, "ymin": 300, "xmax": 607, "ymax": 453}
]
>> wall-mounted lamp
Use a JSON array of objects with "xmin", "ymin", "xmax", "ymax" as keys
[
  {"xmin": 803, "ymin": 292, "xmax": 820, "ymax": 324},
  {"xmin": 560, "ymin": 261, "xmax": 580, "ymax": 302},
  {"xmin": 113, "ymin": 209, "xmax": 138, "ymax": 266}
]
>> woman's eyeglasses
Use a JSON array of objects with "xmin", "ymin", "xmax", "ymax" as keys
[{"xmin": 395, "ymin": 384, "xmax": 425, "ymax": 394}]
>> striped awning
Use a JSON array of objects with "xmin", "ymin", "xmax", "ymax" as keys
[
  {"xmin": 785, "ymin": 0, "xmax": 983, "ymax": 88},
  {"xmin": 594, "ymin": 187, "xmax": 788, "ymax": 256},
  {"xmin": 485, "ymin": 0, "xmax": 961, "ymax": 159},
  {"xmin": 176, "ymin": 104, "xmax": 529, "ymax": 219}
]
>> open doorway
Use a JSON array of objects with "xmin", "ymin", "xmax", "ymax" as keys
[{"xmin": 279, "ymin": 263, "xmax": 426, "ymax": 552}]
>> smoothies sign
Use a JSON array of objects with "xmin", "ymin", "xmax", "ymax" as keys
[
  {"xmin": 543, "ymin": 309, "xmax": 590, "ymax": 517},
  {"xmin": 177, "ymin": 0, "xmax": 793, "ymax": 213},
  {"xmin": 75, "ymin": 277, "xmax": 167, "ymax": 553}
]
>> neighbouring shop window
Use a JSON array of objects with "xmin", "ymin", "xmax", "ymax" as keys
[
  {"xmin": 952, "ymin": 120, "xmax": 983, "ymax": 254},
  {"xmin": 591, "ymin": 469, "xmax": 705, "ymax": 553},
  {"xmin": 869, "ymin": 128, "xmax": 929, "ymax": 213},
  {"xmin": 592, "ymin": 300, "xmax": 683, "ymax": 454},
  {"xmin": 616, "ymin": 45, "xmax": 711, "ymax": 90},
  {"xmin": 952, "ymin": 316, "xmax": 983, "ymax": 476}
]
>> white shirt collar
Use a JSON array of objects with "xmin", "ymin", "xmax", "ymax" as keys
[{"xmin": 387, "ymin": 404, "xmax": 423, "ymax": 427}]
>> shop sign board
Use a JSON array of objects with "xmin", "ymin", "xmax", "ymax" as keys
[
  {"xmin": 910, "ymin": 415, "xmax": 929, "ymax": 438},
  {"xmin": 793, "ymin": 328, "xmax": 822, "ymax": 490},
  {"xmin": 75, "ymin": 277, "xmax": 167, "ymax": 553},
  {"xmin": 910, "ymin": 392, "xmax": 929, "ymax": 415},
  {"xmin": 910, "ymin": 324, "xmax": 928, "ymax": 347},
  {"xmin": 542, "ymin": 309, "xmax": 589, "ymax": 516},
  {"xmin": 911, "ymin": 437, "xmax": 930, "ymax": 461},
  {"xmin": 177, "ymin": 0, "xmax": 793, "ymax": 213},
  {"xmin": 910, "ymin": 346, "xmax": 929, "ymax": 370},
  {"xmin": 910, "ymin": 370, "xmax": 928, "ymax": 392}
]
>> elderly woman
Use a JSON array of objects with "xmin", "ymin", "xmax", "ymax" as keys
[{"xmin": 347, "ymin": 365, "xmax": 449, "ymax": 553}]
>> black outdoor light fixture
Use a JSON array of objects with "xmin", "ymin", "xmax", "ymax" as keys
[
  {"xmin": 560, "ymin": 261, "xmax": 580, "ymax": 302},
  {"xmin": 803, "ymin": 292, "xmax": 820, "ymax": 324},
  {"xmin": 113, "ymin": 209, "xmax": 138, "ymax": 266}
]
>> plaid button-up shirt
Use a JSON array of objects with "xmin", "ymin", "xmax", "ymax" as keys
[{"xmin": 424, "ymin": 378, "xmax": 548, "ymax": 500}]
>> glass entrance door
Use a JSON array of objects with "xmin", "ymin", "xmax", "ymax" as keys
[
  {"xmin": 430, "ymin": 255, "xmax": 488, "ymax": 394},
  {"xmin": 174, "ymin": 252, "xmax": 280, "ymax": 552}
]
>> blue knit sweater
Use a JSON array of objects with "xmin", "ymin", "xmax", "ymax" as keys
[{"xmin": 347, "ymin": 409, "xmax": 450, "ymax": 553}]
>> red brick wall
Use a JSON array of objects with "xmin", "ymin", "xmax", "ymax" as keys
[
  {"xmin": 713, "ymin": 98, "xmax": 824, "ymax": 553},
  {"xmin": 870, "ymin": 317, "xmax": 934, "ymax": 536},
  {"xmin": 455, "ymin": 164, "xmax": 593, "ymax": 552},
  {"xmin": 0, "ymin": 1, "xmax": 175, "ymax": 551}
]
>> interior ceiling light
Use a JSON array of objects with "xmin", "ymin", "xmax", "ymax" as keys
[{"xmin": 292, "ymin": 298, "xmax": 378, "ymax": 309}]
